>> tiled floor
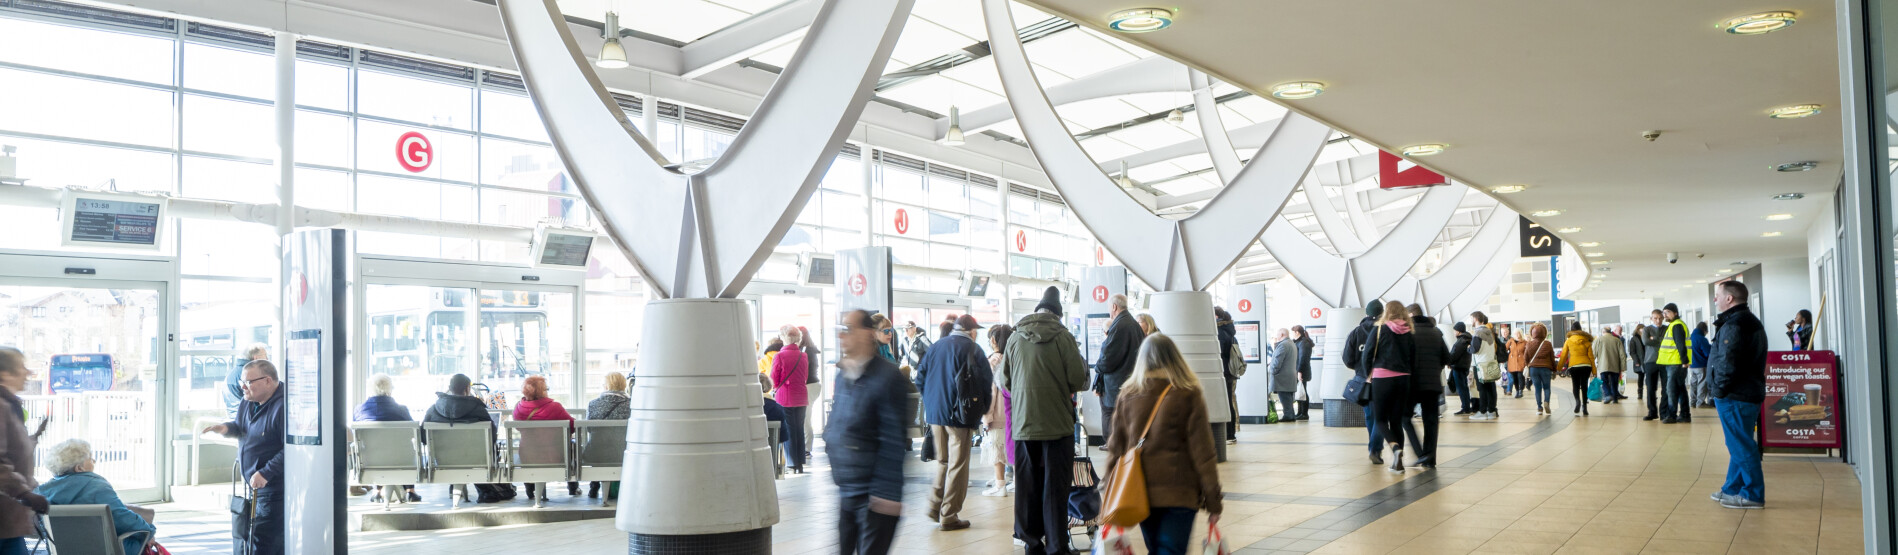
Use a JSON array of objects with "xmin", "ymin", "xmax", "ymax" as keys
[{"xmin": 146, "ymin": 384, "xmax": 1864, "ymax": 554}]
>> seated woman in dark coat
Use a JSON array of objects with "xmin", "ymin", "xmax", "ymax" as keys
[{"xmin": 353, "ymin": 375, "xmax": 419, "ymax": 503}]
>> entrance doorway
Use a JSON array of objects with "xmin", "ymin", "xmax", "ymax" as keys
[{"xmin": 0, "ymin": 253, "xmax": 172, "ymax": 503}]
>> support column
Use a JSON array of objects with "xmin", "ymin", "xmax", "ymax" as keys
[
  {"xmin": 1320, "ymin": 306, "xmax": 1365, "ymax": 428},
  {"xmin": 619, "ymin": 299, "xmax": 777, "ymax": 553},
  {"xmin": 1148, "ymin": 291, "xmax": 1230, "ymax": 461}
]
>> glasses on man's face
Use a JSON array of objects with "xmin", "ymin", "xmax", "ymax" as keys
[{"xmin": 243, "ymin": 376, "xmax": 271, "ymax": 387}]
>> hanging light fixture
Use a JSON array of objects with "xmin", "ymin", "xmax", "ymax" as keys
[
  {"xmin": 1116, "ymin": 160, "xmax": 1134, "ymax": 188},
  {"xmin": 597, "ymin": 12, "xmax": 629, "ymax": 69},
  {"xmin": 943, "ymin": 106, "xmax": 965, "ymax": 146},
  {"xmin": 1165, "ymin": 108, "xmax": 1184, "ymax": 125}
]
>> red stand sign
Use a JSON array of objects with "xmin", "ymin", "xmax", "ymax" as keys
[
  {"xmin": 1377, "ymin": 150, "xmax": 1446, "ymax": 189},
  {"xmin": 1761, "ymin": 350, "xmax": 1841, "ymax": 449}
]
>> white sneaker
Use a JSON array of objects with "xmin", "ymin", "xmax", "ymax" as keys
[{"xmin": 981, "ymin": 486, "xmax": 1007, "ymax": 497}]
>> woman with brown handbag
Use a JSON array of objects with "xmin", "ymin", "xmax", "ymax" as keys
[{"xmin": 1098, "ymin": 334, "xmax": 1221, "ymax": 555}]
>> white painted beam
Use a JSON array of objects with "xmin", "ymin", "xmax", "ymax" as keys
[{"xmin": 678, "ymin": 0, "xmax": 820, "ymax": 79}]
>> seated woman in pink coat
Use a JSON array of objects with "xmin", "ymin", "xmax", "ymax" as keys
[{"xmin": 513, "ymin": 376, "xmax": 576, "ymax": 498}]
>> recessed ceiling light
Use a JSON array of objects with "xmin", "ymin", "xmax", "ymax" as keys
[
  {"xmin": 1720, "ymin": 11, "xmax": 1798, "ymax": 35},
  {"xmin": 1579, "ymin": 241, "xmax": 1601, "ymax": 247},
  {"xmin": 1598, "ymin": 267, "xmax": 1612, "ymax": 271},
  {"xmin": 1585, "ymin": 252, "xmax": 1605, "ymax": 257},
  {"xmin": 1108, "ymin": 8, "xmax": 1174, "ymax": 32},
  {"xmin": 1717, "ymin": 269, "xmax": 1733, "ymax": 274},
  {"xmin": 1531, "ymin": 209, "xmax": 1563, "ymax": 217},
  {"xmin": 1764, "ymin": 213, "xmax": 1794, "ymax": 221},
  {"xmin": 1774, "ymin": 162, "xmax": 1818, "ymax": 173},
  {"xmin": 1490, "ymin": 184, "xmax": 1527, "ymax": 194},
  {"xmin": 1270, "ymin": 81, "xmax": 1327, "ymax": 100},
  {"xmin": 1696, "ymin": 280, "xmax": 1709, "ymax": 284},
  {"xmin": 1558, "ymin": 227, "xmax": 1582, "ymax": 233},
  {"xmin": 1762, "ymin": 231, "xmax": 1783, "ymax": 237},
  {"xmin": 1590, "ymin": 260, "xmax": 1609, "ymax": 265},
  {"xmin": 1773, "ymin": 192, "xmax": 1807, "ymax": 200},
  {"xmin": 1768, "ymin": 104, "xmax": 1823, "ymax": 119},
  {"xmin": 1400, "ymin": 144, "xmax": 1447, "ymax": 157}
]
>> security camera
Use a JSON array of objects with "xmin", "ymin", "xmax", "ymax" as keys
[
  {"xmin": 1642, "ymin": 130, "xmax": 1661, "ymax": 142},
  {"xmin": 1666, "ymin": 252, "xmax": 1679, "ymax": 264}
]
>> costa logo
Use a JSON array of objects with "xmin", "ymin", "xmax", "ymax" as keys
[
  {"xmin": 848, "ymin": 273, "xmax": 867, "ymax": 296},
  {"xmin": 1309, "ymin": 307, "xmax": 1323, "ymax": 319},
  {"xmin": 1015, "ymin": 230, "xmax": 1027, "ymax": 252},
  {"xmin": 893, "ymin": 208, "xmax": 909, "ymax": 234},
  {"xmin": 1237, "ymin": 300, "xmax": 1251, "ymax": 313},
  {"xmin": 1092, "ymin": 285, "xmax": 1109, "ymax": 303},
  {"xmin": 397, "ymin": 131, "xmax": 433, "ymax": 173}
]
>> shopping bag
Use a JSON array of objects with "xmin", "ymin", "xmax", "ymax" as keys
[
  {"xmin": 1587, "ymin": 377, "xmax": 1603, "ymax": 402},
  {"xmin": 1265, "ymin": 399, "xmax": 1279, "ymax": 423},
  {"xmin": 1201, "ymin": 522, "xmax": 1230, "ymax": 555},
  {"xmin": 1092, "ymin": 525, "xmax": 1135, "ymax": 555}
]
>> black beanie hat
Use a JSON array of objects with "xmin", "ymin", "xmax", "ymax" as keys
[
  {"xmin": 1453, "ymin": 322, "xmax": 1468, "ymax": 334},
  {"xmin": 1365, "ymin": 300, "xmax": 1384, "ymax": 318},
  {"xmin": 1662, "ymin": 302, "xmax": 1680, "ymax": 316},
  {"xmin": 1035, "ymin": 286, "xmax": 1064, "ymax": 317}
]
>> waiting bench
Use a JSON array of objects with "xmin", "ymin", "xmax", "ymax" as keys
[{"xmin": 348, "ymin": 419, "xmax": 629, "ymax": 509}]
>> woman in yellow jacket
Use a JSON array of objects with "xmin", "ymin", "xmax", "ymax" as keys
[{"xmin": 1558, "ymin": 322, "xmax": 1595, "ymax": 416}]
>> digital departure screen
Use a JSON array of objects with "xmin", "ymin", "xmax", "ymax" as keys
[
  {"xmin": 537, "ymin": 231, "xmax": 594, "ymax": 267},
  {"xmin": 66, "ymin": 196, "xmax": 162, "ymax": 248}
]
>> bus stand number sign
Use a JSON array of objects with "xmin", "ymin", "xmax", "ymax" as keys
[
  {"xmin": 70, "ymin": 198, "xmax": 160, "ymax": 246},
  {"xmin": 1761, "ymin": 350, "xmax": 1841, "ymax": 449}
]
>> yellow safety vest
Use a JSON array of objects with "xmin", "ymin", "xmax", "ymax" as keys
[{"xmin": 1656, "ymin": 319, "xmax": 1689, "ymax": 365}]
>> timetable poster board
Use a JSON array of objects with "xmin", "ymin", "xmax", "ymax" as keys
[
  {"xmin": 1236, "ymin": 321, "xmax": 1262, "ymax": 364},
  {"xmin": 62, "ymin": 194, "xmax": 164, "ymax": 250},
  {"xmin": 1306, "ymin": 325, "xmax": 1327, "ymax": 362},
  {"xmin": 286, "ymin": 329, "xmax": 324, "ymax": 445},
  {"xmin": 1085, "ymin": 313, "xmax": 1111, "ymax": 363},
  {"xmin": 1761, "ymin": 350, "xmax": 1841, "ymax": 449}
]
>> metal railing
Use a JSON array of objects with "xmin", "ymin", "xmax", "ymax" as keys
[{"xmin": 21, "ymin": 392, "xmax": 154, "ymax": 489}]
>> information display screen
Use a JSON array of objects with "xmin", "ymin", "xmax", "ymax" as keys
[
  {"xmin": 66, "ymin": 196, "xmax": 161, "ymax": 248},
  {"xmin": 536, "ymin": 232, "xmax": 594, "ymax": 267},
  {"xmin": 1236, "ymin": 321, "xmax": 1261, "ymax": 364},
  {"xmin": 1084, "ymin": 313, "xmax": 1110, "ymax": 363}
]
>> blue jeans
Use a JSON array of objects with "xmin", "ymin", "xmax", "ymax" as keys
[
  {"xmin": 1363, "ymin": 403, "xmax": 1380, "ymax": 455},
  {"xmin": 1715, "ymin": 399, "xmax": 1765, "ymax": 503},
  {"xmin": 1138, "ymin": 507, "xmax": 1199, "ymax": 555},
  {"xmin": 1528, "ymin": 367, "xmax": 1554, "ymax": 408}
]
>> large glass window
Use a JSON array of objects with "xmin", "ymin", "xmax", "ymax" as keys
[
  {"xmin": 357, "ymin": 70, "xmax": 473, "ymax": 130},
  {"xmin": 0, "ymin": 18, "xmax": 173, "ymax": 84},
  {"xmin": 0, "ymin": 68, "xmax": 173, "ymax": 148}
]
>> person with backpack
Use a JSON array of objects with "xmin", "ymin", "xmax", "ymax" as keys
[
  {"xmin": 1341, "ymin": 301, "xmax": 1384, "ymax": 463},
  {"xmin": 1558, "ymin": 322, "xmax": 1595, "ymax": 416},
  {"xmin": 914, "ymin": 315, "xmax": 993, "ymax": 532},
  {"xmin": 1214, "ymin": 307, "xmax": 1241, "ymax": 443},
  {"xmin": 1467, "ymin": 312, "xmax": 1501, "ymax": 420},
  {"xmin": 999, "ymin": 287, "xmax": 1089, "ymax": 555},
  {"xmin": 1404, "ymin": 304, "xmax": 1449, "ymax": 469}
]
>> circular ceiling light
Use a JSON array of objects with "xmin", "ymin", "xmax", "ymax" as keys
[
  {"xmin": 1579, "ymin": 241, "xmax": 1601, "ymax": 247},
  {"xmin": 1721, "ymin": 11, "xmax": 1798, "ymax": 35},
  {"xmin": 1762, "ymin": 231, "xmax": 1783, "ymax": 237},
  {"xmin": 1768, "ymin": 104, "xmax": 1823, "ymax": 119},
  {"xmin": 1717, "ymin": 268, "xmax": 1733, "ymax": 274},
  {"xmin": 1773, "ymin": 192, "xmax": 1807, "ymax": 200},
  {"xmin": 1269, "ymin": 81, "xmax": 1327, "ymax": 100},
  {"xmin": 1558, "ymin": 227, "xmax": 1583, "ymax": 233},
  {"xmin": 1585, "ymin": 252, "xmax": 1605, "ymax": 257},
  {"xmin": 1764, "ymin": 213, "xmax": 1794, "ymax": 221},
  {"xmin": 1400, "ymin": 144, "xmax": 1447, "ymax": 157},
  {"xmin": 1590, "ymin": 260, "xmax": 1610, "ymax": 265},
  {"xmin": 1108, "ymin": 8, "xmax": 1174, "ymax": 32},
  {"xmin": 1531, "ymin": 209, "xmax": 1563, "ymax": 217},
  {"xmin": 1490, "ymin": 185, "xmax": 1527, "ymax": 194},
  {"xmin": 1774, "ymin": 161, "xmax": 1818, "ymax": 172}
]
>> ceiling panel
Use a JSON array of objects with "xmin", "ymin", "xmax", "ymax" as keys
[
  {"xmin": 563, "ymin": 0, "xmax": 750, "ymax": 42},
  {"xmin": 888, "ymin": 16, "xmax": 979, "ymax": 67},
  {"xmin": 1111, "ymin": 120, "xmax": 1197, "ymax": 150},
  {"xmin": 877, "ymin": 74, "xmax": 1003, "ymax": 115},
  {"xmin": 1079, "ymin": 136, "xmax": 1140, "ymax": 160},
  {"xmin": 1023, "ymin": 28, "xmax": 1138, "ymax": 80},
  {"xmin": 1053, "ymin": 97, "xmax": 1146, "ymax": 131}
]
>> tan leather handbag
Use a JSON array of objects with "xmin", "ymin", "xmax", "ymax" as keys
[{"xmin": 1099, "ymin": 384, "xmax": 1172, "ymax": 527}]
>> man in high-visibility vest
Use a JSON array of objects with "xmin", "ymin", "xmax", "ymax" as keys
[{"xmin": 1655, "ymin": 303, "xmax": 1693, "ymax": 424}]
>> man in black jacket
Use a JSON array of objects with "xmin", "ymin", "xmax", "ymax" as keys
[
  {"xmin": 1341, "ymin": 301, "xmax": 1383, "ymax": 464},
  {"xmin": 829, "ymin": 310, "xmax": 910, "ymax": 554},
  {"xmin": 1405, "ymin": 307, "xmax": 1449, "ymax": 468},
  {"xmin": 1091, "ymin": 294, "xmax": 1143, "ymax": 441},
  {"xmin": 1449, "ymin": 323, "xmax": 1474, "ymax": 415},
  {"xmin": 1708, "ymin": 281, "xmax": 1768, "ymax": 509},
  {"xmin": 205, "ymin": 360, "xmax": 285, "ymax": 555}
]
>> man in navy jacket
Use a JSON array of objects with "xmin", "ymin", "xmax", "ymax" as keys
[
  {"xmin": 1708, "ymin": 281, "xmax": 1769, "ymax": 509},
  {"xmin": 826, "ymin": 310, "xmax": 910, "ymax": 554},
  {"xmin": 204, "ymin": 360, "xmax": 285, "ymax": 555},
  {"xmin": 914, "ymin": 315, "xmax": 992, "ymax": 531}
]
